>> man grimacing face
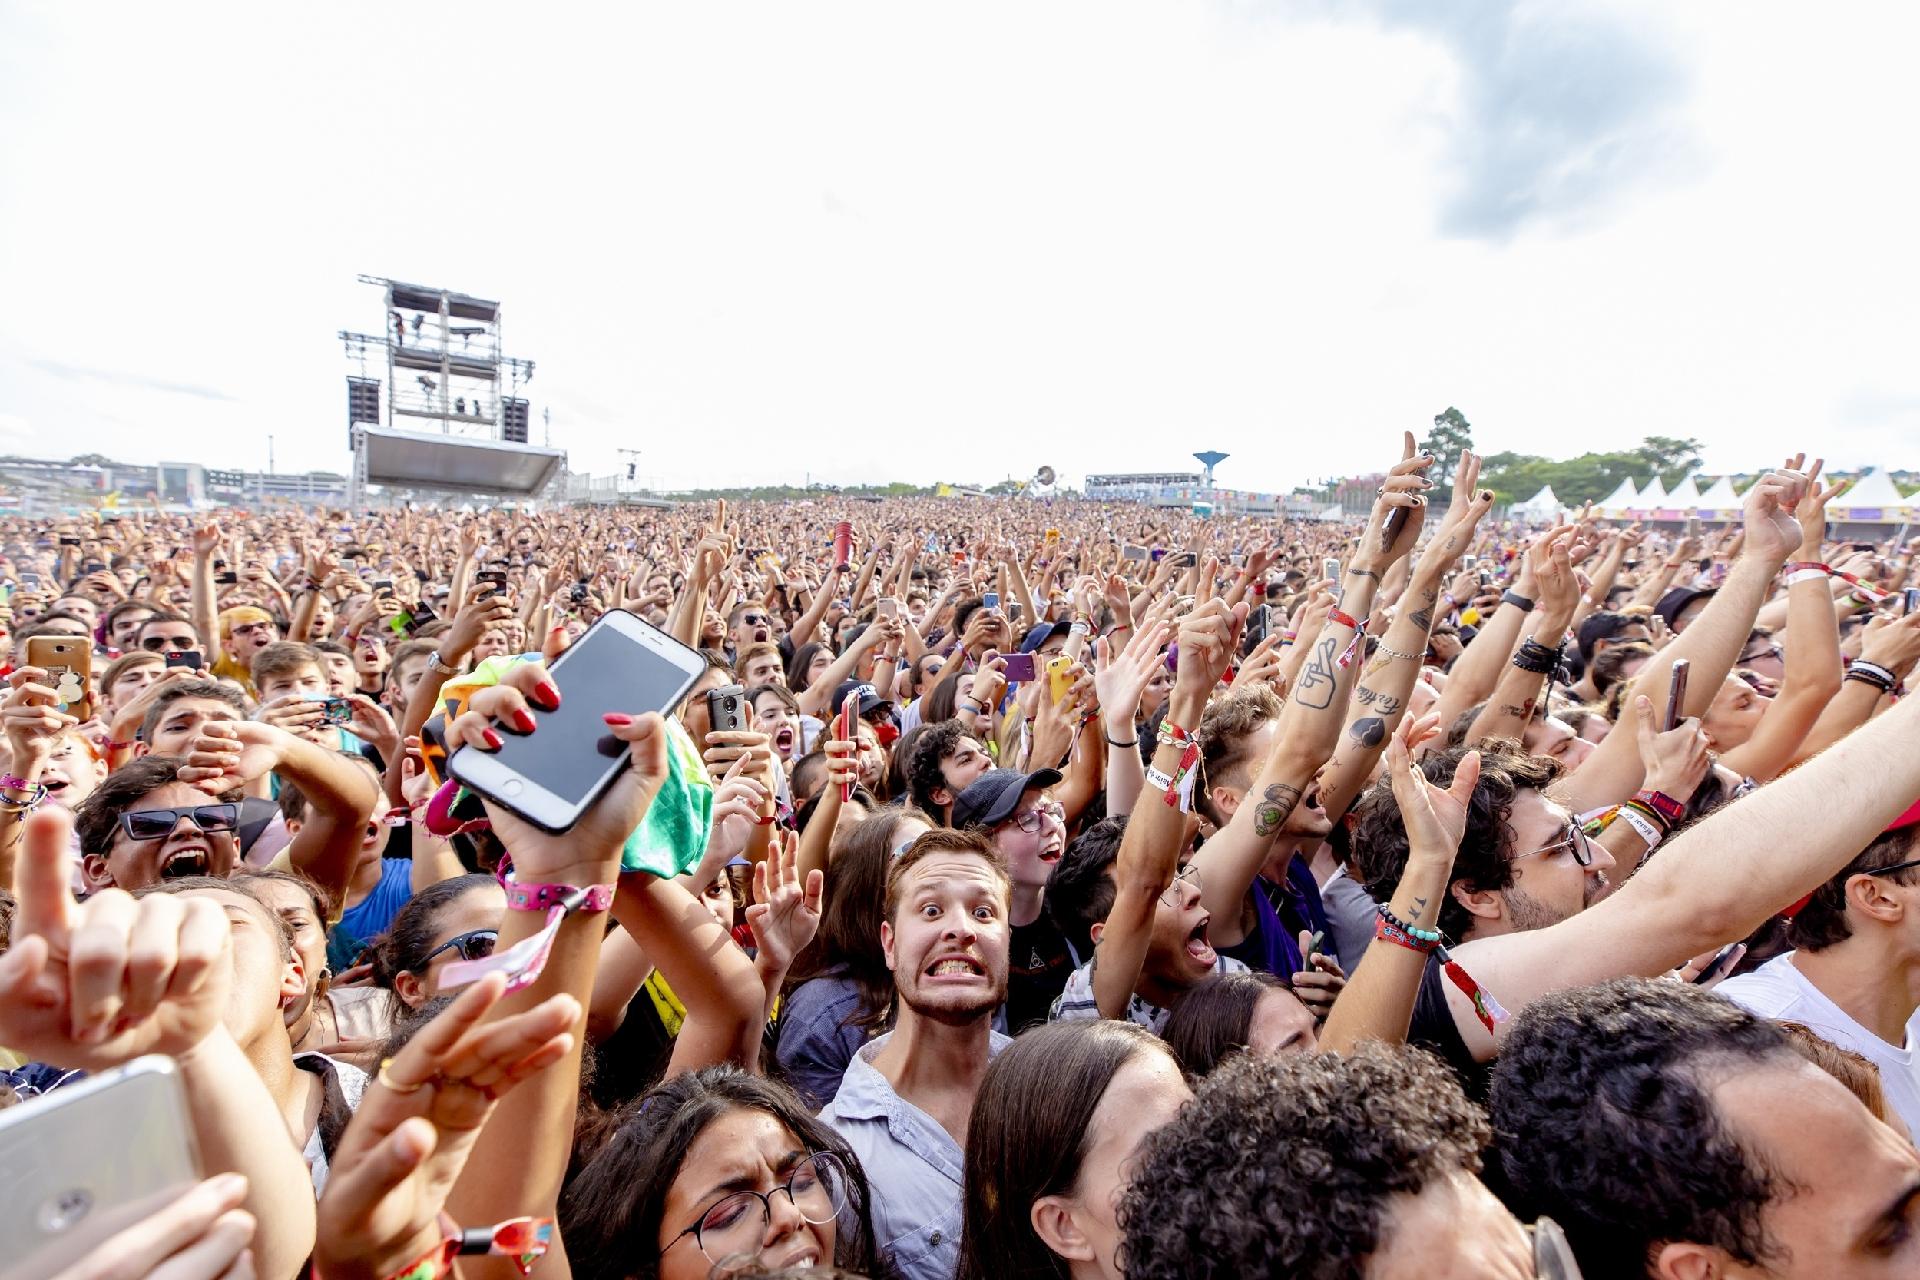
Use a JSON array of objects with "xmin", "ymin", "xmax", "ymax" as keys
[{"xmin": 882, "ymin": 852, "xmax": 1011, "ymax": 1025}]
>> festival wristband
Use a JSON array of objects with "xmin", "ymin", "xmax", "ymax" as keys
[
  {"xmin": 1614, "ymin": 803, "xmax": 1665, "ymax": 849},
  {"xmin": 1632, "ymin": 789, "xmax": 1687, "ymax": 824},
  {"xmin": 441, "ymin": 882, "xmax": 613, "ymax": 995}
]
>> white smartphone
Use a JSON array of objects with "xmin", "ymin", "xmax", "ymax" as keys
[
  {"xmin": 449, "ymin": 609, "xmax": 705, "ymax": 833},
  {"xmin": 0, "ymin": 1056, "xmax": 202, "ymax": 1280}
]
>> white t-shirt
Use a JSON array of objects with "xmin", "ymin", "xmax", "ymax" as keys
[{"xmin": 1718, "ymin": 953, "xmax": 1920, "ymax": 1136}]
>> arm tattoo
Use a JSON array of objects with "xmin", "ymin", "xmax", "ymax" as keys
[
  {"xmin": 1253, "ymin": 782, "xmax": 1304, "ymax": 838},
  {"xmin": 1350, "ymin": 716, "xmax": 1388, "ymax": 747},
  {"xmin": 1353, "ymin": 686, "xmax": 1402, "ymax": 716},
  {"xmin": 1294, "ymin": 636, "xmax": 1339, "ymax": 710},
  {"xmin": 1408, "ymin": 608, "xmax": 1432, "ymax": 632},
  {"xmin": 1347, "ymin": 567, "xmax": 1381, "ymax": 583}
]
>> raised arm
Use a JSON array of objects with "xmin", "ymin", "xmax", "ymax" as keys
[
  {"xmin": 1465, "ymin": 527, "xmax": 1579, "ymax": 745},
  {"xmin": 1451, "ymin": 682, "xmax": 1920, "ymax": 1061},
  {"xmin": 1719, "ymin": 463, "xmax": 1848, "ymax": 781},
  {"xmin": 1320, "ymin": 724, "xmax": 1471, "ymax": 1053},
  {"xmin": 1557, "ymin": 471, "xmax": 1808, "ymax": 814},
  {"xmin": 189, "ymin": 519, "xmax": 220, "ymax": 653},
  {"xmin": 1092, "ymin": 598, "xmax": 1242, "ymax": 1019}
]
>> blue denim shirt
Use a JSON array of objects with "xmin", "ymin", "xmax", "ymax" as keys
[
  {"xmin": 775, "ymin": 970, "xmax": 879, "ymax": 1111},
  {"xmin": 819, "ymin": 1030, "xmax": 1010, "ymax": 1280}
]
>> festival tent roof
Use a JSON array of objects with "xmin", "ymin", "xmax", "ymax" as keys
[
  {"xmin": 1596, "ymin": 476, "xmax": 1640, "ymax": 518},
  {"xmin": 1631, "ymin": 475, "xmax": 1669, "ymax": 514},
  {"xmin": 1665, "ymin": 475, "xmax": 1702, "ymax": 507},
  {"xmin": 1510, "ymin": 485, "xmax": 1562, "ymax": 519},
  {"xmin": 1831, "ymin": 469, "xmax": 1912, "ymax": 522},
  {"xmin": 1695, "ymin": 475, "xmax": 1742, "ymax": 519}
]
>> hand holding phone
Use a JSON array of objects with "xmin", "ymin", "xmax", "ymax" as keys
[
  {"xmin": 448, "ymin": 611, "xmax": 705, "ymax": 844},
  {"xmin": 1664, "ymin": 659, "xmax": 1691, "ymax": 732},
  {"xmin": 1001, "ymin": 653, "xmax": 1037, "ymax": 683}
]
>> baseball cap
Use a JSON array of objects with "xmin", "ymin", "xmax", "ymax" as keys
[
  {"xmin": 1018, "ymin": 620, "xmax": 1072, "ymax": 654},
  {"xmin": 832, "ymin": 679, "xmax": 893, "ymax": 719},
  {"xmin": 1654, "ymin": 587, "xmax": 1716, "ymax": 631},
  {"xmin": 952, "ymin": 767, "xmax": 1064, "ymax": 830}
]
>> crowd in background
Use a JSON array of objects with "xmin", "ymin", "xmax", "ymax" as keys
[{"xmin": 4, "ymin": 437, "xmax": 1920, "ymax": 1279}]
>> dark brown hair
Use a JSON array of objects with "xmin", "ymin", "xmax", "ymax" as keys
[
  {"xmin": 882, "ymin": 827, "xmax": 1009, "ymax": 925},
  {"xmin": 958, "ymin": 1020, "xmax": 1175, "ymax": 1280}
]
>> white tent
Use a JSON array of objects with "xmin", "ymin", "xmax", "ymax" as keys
[
  {"xmin": 1630, "ymin": 475, "xmax": 1668, "ymax": 516},
  {"xmin": 1510, "ymin": 485, "xmax": 1562, "ymax": 520},
  {"xmin": 1664, "ymin": 475, "xmax": 1702, "ymax": 508},
  {"xmin": 1832, "ymin": 469, "xmax": 1913, "ymax": 523},
  {"xmin": 1596, "ymin": 476, "xmax": 1640, "ymax": 518},
  {"xmin": 1313, "ymin": 504, "xmax": 1346, "ymax": 523},
  {"xmin": 1695, "ymin": 475, "xmax": 1742, "ymax": 521}
]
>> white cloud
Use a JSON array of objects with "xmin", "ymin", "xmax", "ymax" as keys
[{"xmin": 2, "ymin": 1, "xmax": 1918, "ymax": 494}]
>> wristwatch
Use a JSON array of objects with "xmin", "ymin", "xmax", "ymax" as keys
[{"xmin": 427, "ymin": 650, "xmax": 460, "ymax": 677}]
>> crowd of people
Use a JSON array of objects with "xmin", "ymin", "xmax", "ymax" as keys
[{"xmin": 3, "ymin": 436, "xmax": 1920, "ymax": 1280}]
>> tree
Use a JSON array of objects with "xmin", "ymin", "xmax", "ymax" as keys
[
  {"xmin": 1421, "ymin": 408, "xmax": 1474, "ymax": 488},
  {"xmin": 1635, "ymin": 436, "xmax": 1705, "ymax": 487}
]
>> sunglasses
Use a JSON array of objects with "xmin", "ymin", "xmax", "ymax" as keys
[
  {"xmin": 119, "ymin": 803, "xmax": 239, "ymax": 843},
  {"xmin": 141, "ymin": 635, "xmax": 198, "ymax": 651},
  {"xmin": 422, "ymin": 929, "xmax": 498, "ymax": 966}
]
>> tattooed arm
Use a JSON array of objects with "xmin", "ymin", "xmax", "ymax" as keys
[
  {"xmin": 1467, "ymin": 526, "xmax": 1580, "ymax": 745},
  {"xmin": 1194, "ymin": 444, "xmax": 1433, "ymax": 946},
  {"xmin": 1317, "ymin": 462, "xmax": 1494, "ymax": 821}
]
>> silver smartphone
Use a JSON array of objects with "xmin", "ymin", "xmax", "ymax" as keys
[
  {"xmin": 0, "ymin": 1056, "xmax": 202, "ymax": 1280},
  {"xmin": 449, "ymin": 609, "xmax": 706, "ymax": 833}
]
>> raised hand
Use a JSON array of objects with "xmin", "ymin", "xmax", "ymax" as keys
[
  {"xmin": 1385, "ymin": 730, "xmax": 1479, "ymax": 860},
  {"xmin": 746, "ymin": 830, "xmax": 824, "ymax": 975},
  {"xmin": 1094, "ymin": 620, "xmax": 1173, "ymax": 740},
  {"xmin": 177, "ymin": 719, "xmax": 295, "ymax": 788},
  {"xmin": 314, "ymin": 971, "xmax": 576, "ymax": 1280},
  {"xmin": 1630, "ymin": 695, "xmax": 1712, "ymax": 801},
  {"xmin": 1741, "ymin": 469, "xmax": 1810, "ymax": 565},
  {"xmin": 0, "ymin": 808, "xmax": 230, "ymax": 1069}
]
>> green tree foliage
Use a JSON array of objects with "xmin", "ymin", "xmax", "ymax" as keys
[
  {"xmin": 1478, "ymin": 436, "xmax": 1709, "ymax": 506},
  {"xmin": 1420, "ymin": 408, "xmax": 1474, "ymax": 487}
]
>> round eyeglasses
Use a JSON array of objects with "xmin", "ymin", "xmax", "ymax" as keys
[
  {"xmin": 1513, "ymin": 822, "xmax": 1595, "ymax": 868},
  {"xmin": 664, "ymin": 1151, "xmax": 850, "ymax": 1268}
]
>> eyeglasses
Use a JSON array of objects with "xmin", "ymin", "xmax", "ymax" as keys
[
  {"xmin": 229, "ymin": 622, "xmax": 274, "ymax": 638},
  {"xmin": 1007, "ymin": 801, "xmax": 1065, "ymax": 834},
  {"xmin": 664, "ymin": 1151, "xmax": 850, "ymax": 1267},
  {"xmin": 1868, "ymin": 859, "xmax": 1920, "ymax": 879},
  {"xmin": 1161, "ymin": 862, "xmax": 1202, "ymax": 906},
  {"xmin": 422, "ymin": 929, "xmax": 499, "ymax": 966},
  {"xmin": 141, "ymin": 635, "xmax": 198, "ymax": 652},
  {"xmin": 1527, "ymin": 1216, "xmax": 1585, "ymax": 1279},
  {"xmin": 740, "ymin": 613, "xmax": 769, "ymax": 627},
  {"xmin": 118, "ymin": 803, "xmax": 239, "ymax": 843},
  {"xmin": 1513, "ymin": 821, "xmax": 1595, "ymax": 868}
]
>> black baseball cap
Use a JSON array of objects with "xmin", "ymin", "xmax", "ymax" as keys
[
  {"xmin": 952, "ymin": 767, "xmax": 1064, "ymax": 830},
  {"xmin": 832, "ymin": 679, "xmax": 893, "ymax": 719}
]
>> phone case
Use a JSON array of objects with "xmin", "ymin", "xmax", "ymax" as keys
[
  {"xmin": 1047, "ymin": 656, "xmax": 1075, "ymax": 705},
  {"xmin": 0, "ymin": 1057, "xmax": 201, "ymax": 1280},
  {"xmin": 23, "ymin": 637, "xmax": 92, "ymax": 722}
]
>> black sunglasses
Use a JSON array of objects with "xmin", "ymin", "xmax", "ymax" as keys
[
  {"xmin": 141, "ymin": 635, "xmax": 198, "ymax": 652},
  {"xmin": 422, "ymin": 929, "xmax": 498, "ymax": 966},
  {"xmin": 119, "ymin": 803, "xmax": 239, "ymax": 843}
]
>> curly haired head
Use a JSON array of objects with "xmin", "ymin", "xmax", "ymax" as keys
[
  {"xmin": 1348, "ymin": 739, "xmax": 1559, "ymax": 941},
  {"xmin": 1490, "ymin": 977, "xmax": 1791, "ymax": 1277},
  {"xmin": 1117, "ymin": 1043, "xmax": 1489, "ymax": 1280}
]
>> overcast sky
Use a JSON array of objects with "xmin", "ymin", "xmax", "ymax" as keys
[{"xmin": 3, "ymin": 2, "xmax": 1918, "ymax": 494}]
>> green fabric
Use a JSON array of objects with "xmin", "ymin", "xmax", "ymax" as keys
[{"xmin": 620, "ymin": 715, "xmax": 713, "ymax": 877}]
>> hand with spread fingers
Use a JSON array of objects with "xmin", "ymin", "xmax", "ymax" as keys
[{"xmin": 314, "ymin": 971, "xmax": 578, "ymax": 1280}]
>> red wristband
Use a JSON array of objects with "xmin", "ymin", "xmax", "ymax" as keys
[{"xmin": 503, "ymin": 879, "xmax": 615, "ymax": 914}]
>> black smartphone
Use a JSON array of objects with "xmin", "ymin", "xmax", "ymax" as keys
[
  {"xmin": 1379, "ymin": 507, "xmax": 1409, "ymax": 552},
  {"xmin": 449, "ymin": 610, "xmax": 706, "ymax": 834},
  {"xmin": 1691, "ymin": 942, "xmax": 1745, "ymax": 985},
  {"xmin": 58, "ymin": 535, "xmax": 81, "ymax": 547},
  {"xmin": 372, "ymin": 578, "xmax": 394, "ymax": 594},
  {"xmin": 1903, "ymin": 587, "xmax": 1920, "ymax": 616},
  {"xmin": 165, "ymin": 649, "xmax": 203, "ymax": 670},
  {"xmin": 1664, "ymin": 659, "xmax": 1690, "ymax": 732},
  {"xmin": 215, "ymin": 571, "xmax": 239, "ymax": 585},
  {"xmin": 705, "ymin": 684, "xmax": 748, "ymax": 734}
]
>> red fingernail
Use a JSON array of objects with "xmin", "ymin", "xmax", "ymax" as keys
[
  {"xmin": 482, "ymin": 728, "xmax": 504, "ymax": 750},
  {"xmin": 533, "ymin": 679, "xmax": 561, "ymax": 710},
  {"xmin": 510, "ymin": 707, "xmax": 537, "ymax": 733},
  {"xmin": 603, "ymin": 712, "xmax": 633, "ymax": 726}
]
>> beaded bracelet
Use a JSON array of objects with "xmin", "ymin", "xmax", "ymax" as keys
[
  {"xmin": 1847, "ymin": 660, "xmax": 1897, "ymax": 694},
  {"xmin": 1376, "ymin": 904, "xmax": 1441, "ymax": 945}
]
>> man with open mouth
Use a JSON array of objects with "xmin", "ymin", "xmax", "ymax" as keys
[{"xmin": 822, "ymin": 827, "xmax": 1013, "ymax": 1280}]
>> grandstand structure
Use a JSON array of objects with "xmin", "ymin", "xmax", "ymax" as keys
[{"xmin": 339, "ymin": 276, "xmax": 565, "ymax": 503}]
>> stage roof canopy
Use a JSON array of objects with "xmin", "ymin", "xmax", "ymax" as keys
[{"xmin": 360, "ymin": 426, "xmax": 563, "ymax": 497}]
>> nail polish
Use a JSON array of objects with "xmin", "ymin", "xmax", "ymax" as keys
[
  {"xmin": 533, "ymin": 679, "xmax": 562, "ymax": 710},
  {"xmin": 603, "ymin": 712, "xmax": 634, "ymax": 726},
  {"xmin": 482, "ymin": 727, "xmax": 504, "ymax": 750},
  {"xmin": 511, "ymin": 707, "xmax": 537, "ymax": 733}
]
